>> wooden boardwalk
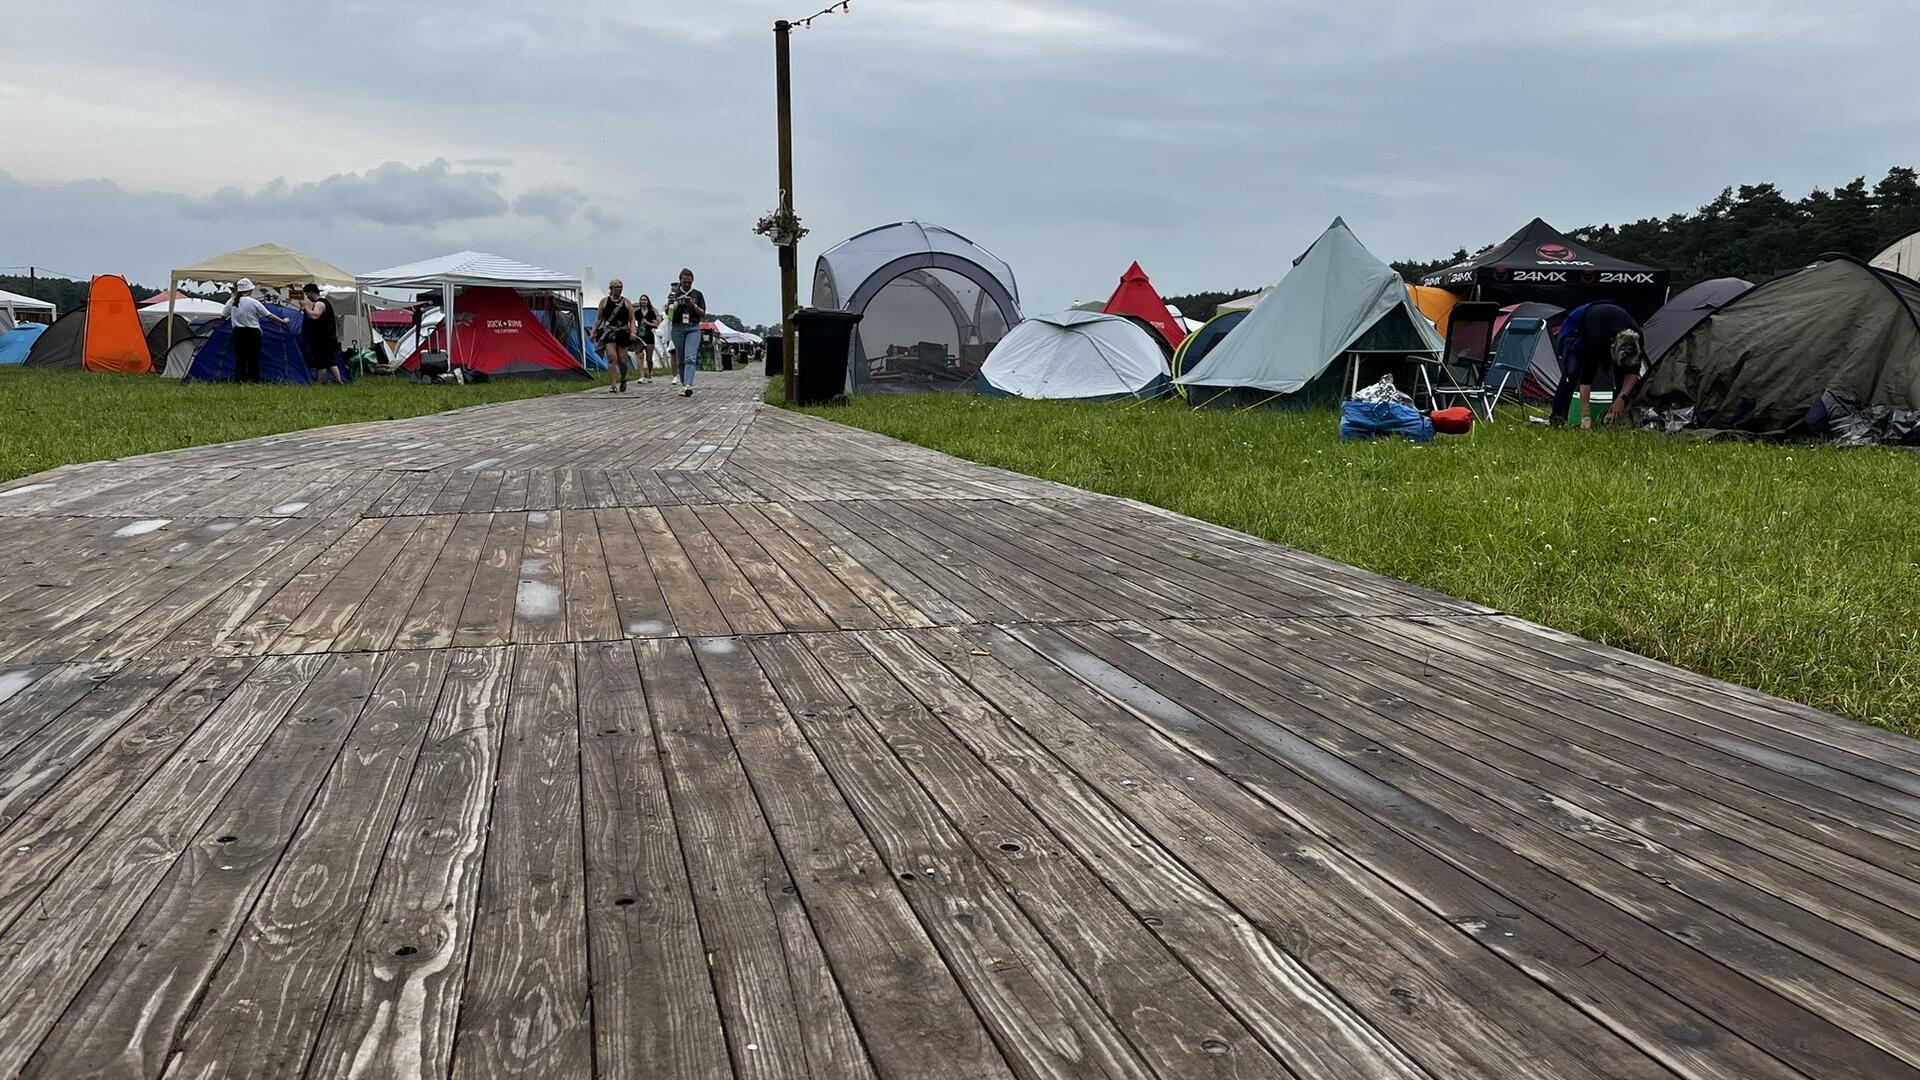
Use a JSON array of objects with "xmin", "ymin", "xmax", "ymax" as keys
[{"xmin": 1, "ymin": 369, "xmax": 1918, "ymax": 1079}]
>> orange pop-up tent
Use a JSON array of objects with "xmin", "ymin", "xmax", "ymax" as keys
[{"xmin": 81, "ymin": 275, "xmax": 151, "ymax": 374}]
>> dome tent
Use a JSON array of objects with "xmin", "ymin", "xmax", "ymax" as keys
[
  {"xmin": 1641, "ymin": 278, "xmax": 1752, "ymax": 365},
  {"xmin": 1871, "ymin": 230, "xmax": 1920, "ymax": 281},
  {"xmin": 812, "ymin": 221, "xmax": 1021, "ymax": 393},
  {"xmin": 1635, "ymin": 257, "xmax": 1920, "ymax": 442},
  {"xmin": 1176, "ymin": 218, "xmax": 1442, "ymax": 406},
  {"xmin": 980, "ymin": 311, "xmax": 1169, "ymax": 401}
]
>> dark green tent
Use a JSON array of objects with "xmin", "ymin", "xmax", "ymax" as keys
[
  {"xmin": 1636, "ymin": 257, "xmax": 1920, "ymax": 443},
  {"xmin": 22, "ymin": 309, "xmax": 85, "ymax": 369}
]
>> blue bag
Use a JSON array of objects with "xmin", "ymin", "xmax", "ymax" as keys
[{"xmin": 1339, "ymin": 400, "xmax": 1435, "ymax": 443}]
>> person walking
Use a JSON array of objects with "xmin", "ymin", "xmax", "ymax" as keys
[
  {"xmin": 667, "ymin": 267, "xmax": 706, "ymax": 397},
  {"xmin": 221, "ymin": 278, "xmax": 290, "ymax": 383},
  {"xmin": 596, "ymin": 279, "xmax": 639, "ymax": 392},
  {"xmin": 299, "ymin": 283, "xmax": 345, "ymax": 384},
  {"xmin": 1550, "ymin": 301, "xmax": 1646, "ymax": 428},
  {"xmin": 634, "ymin": 294, "xmax": 661, "ymax": 383}
]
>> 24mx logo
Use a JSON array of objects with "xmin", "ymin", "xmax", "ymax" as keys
[{"xmin": 1599, "ymin": 272, "xmax": 1658, "ymax": 285}]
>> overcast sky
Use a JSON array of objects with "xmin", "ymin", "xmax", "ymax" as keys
[{"xmin": 4, "ymin": 0, "xmax": 1917, "ymax": 321}]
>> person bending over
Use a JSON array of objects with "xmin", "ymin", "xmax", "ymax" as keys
[{"xmin": 1551, "ymin": 301, "xmax": 1646, "ymax": 429}]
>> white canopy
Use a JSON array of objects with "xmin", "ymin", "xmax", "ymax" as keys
[
  {"xmin": 1177, "ymin": 218, "xmax": 1443, "ymax": 401},
  {"xmin": 0, "ymin": 288, "xmax": 57, "ymax": 319},
  {"xmin": 357, "ymin": 250, "xmax": 582, "ymax": 291},
  {"xmin": 147, "ymin": 297, "xmax": 227, "ymax": 316},
  {"xmin": 1872, "ymin": 231, "xmax": 1920, "ymax": 281},
  {"xmin": 981, "ymin": 311, "xmax": 1170, "ymax": 400},
  {"xmin": 712, "ymin": 322, "xmax": 760, "ymax": 345}
]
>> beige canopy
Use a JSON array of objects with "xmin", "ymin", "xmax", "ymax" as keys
[{"xmin": 170, "ymin": 242, "xmax": 355, "ymax": 290}]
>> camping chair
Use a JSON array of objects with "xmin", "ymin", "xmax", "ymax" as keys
[
  {"xmin": 1485, "ymin": 317, "xmax": 1547, "ymax": 416},
  {"xmin": 1415, "ymin": 301, "xmax": 1500, "ymax": 418}
]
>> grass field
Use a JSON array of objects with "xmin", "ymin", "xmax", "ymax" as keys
[
  {"xmin": 0, "ymin": 369, "xmax": 593, "ymax": 484},
  {"xmin": 790, "ymin": 388, "xmax": 1920, "ymax": 736}
]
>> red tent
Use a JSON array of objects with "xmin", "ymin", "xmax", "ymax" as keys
[
  {"xmin": 404, "ymin": 286, "xmax": 586, "ymax": 378},
  {"xmin": 1101, "ymin": 261, "xmax": 1185, "ymax": 352}
]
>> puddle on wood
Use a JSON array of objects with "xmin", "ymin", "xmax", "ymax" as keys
[
  {"xmin": 696, "ymin": 637, "xmax": 740, "ymax": 655},
  {"xmin": 626, "ymin": 620, "xmax": 669, "ymax": 636},
  {"xmin": 515, "ymin": 580, "xmax": 561, "ymax": 618},
  {"xmin": 0, "ymin": 483, "xmax": 55, "ymax": 499},
  {"xmin": 270, "ymin": 502, "xmax": 309, "ymax": 515},
  {"xmin": 526, "ymin": 511, "xmax": 551, "ymax": 525},
  {"xmin": 462, "ymin": 457, "xmax": 503, "ymax": 472},
  {"xmin": 113, "ymin": 519, "xmax": 171, "ymax": 538},
  {"xmin": 201, "ymin": 521, "xmax": 241, "ymax": 535},
  {"xmin": 168, "ymin": 542, "xmax": 194, "ymax": 553},
  {"xmin": 0, "ymin": 670, "xmax": 37, "ymax": 706}
]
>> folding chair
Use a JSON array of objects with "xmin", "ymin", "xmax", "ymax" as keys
[
  {"xmin": 1414, "ymin": 301, "xmax": 1500, "ymax": 418},
  {"xmin": 1484, "ymin": 317, "xmax": 1547, "ymax": 418}
]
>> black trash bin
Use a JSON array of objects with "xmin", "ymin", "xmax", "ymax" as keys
[
  {"xmin": 763, "ymin": 332, "xmax": 784, "ymax": 377},
  {"xmin": 790, "ymin": 308, "xmax": 862, "ymax": 405}
]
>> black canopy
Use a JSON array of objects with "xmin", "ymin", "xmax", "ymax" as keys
[{"xmin": 1420, "ymin": 218, "xmax": 1669, "ymax": 318}]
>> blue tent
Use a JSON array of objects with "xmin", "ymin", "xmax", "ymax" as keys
[
  {"xmin": 187, "ymin": 305, "xmax": 344, "ymax": 383},
  {"xmin": 0, "ymin": 324, "xmax": 47, "ymax": 365}
]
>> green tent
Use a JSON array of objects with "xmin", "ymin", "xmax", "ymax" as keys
[{"xmin": 1636, "ymin": 257, "xmax": 1920, "ymax": 443}]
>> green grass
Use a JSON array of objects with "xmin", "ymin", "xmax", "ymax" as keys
[
  {"xmin": 0, "ymin": 369, "xmax": 593, "ymax": 484},
  {"xmin": 792, "ymin": 391, "xmax": 1920, "ymax": 736}
]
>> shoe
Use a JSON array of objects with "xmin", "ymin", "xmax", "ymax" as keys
[
  {"xmin": 641, "ymin": 378, "xmax": 652, "ymax": 384},
  {"xmin": 670, "ymin": 377, "xmax": 680, "ymax": 385},
  {"xmin": 620, "ymin": 381, "xmax": 628, "ymax": 392},
  {"xmin": 680, "ymin": 387, "xmax": 692, "ymax": 397}
]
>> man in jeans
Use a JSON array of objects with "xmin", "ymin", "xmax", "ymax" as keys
[
  {"xmin": 1551, "ymin": 300, "xmax": 1646, "ymax": 429},
  {"xmin": 667, "ymin": 267, "xmax": 706, "ymax": 398}
]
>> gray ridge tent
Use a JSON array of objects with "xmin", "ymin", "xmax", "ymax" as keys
[{"xmin": 1175, "ymin": 218, "xmax": 1442, "ymax": 406}]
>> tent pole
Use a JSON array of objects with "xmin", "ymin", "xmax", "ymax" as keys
[
  {"xmin": 442, "ymin": 281, "xmax": 455, "ymax": 375},
  {"xmin": 167, "ymin": 274, "xmax": 178, "ymax": 349},
  {"xmin": 577, "ymin": 290, "xmax": 588, "ymax": 372}
]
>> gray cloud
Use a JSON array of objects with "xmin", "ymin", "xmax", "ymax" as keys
[
  {"xmin": 186, "ymin": 159, "xmax": 509, "ymax": 226},
  {"xmin": 514, "ymin": 183, "xmax": 590, "ymax": 225}
]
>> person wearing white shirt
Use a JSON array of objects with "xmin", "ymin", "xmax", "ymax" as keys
[{"xmin": 221, "ymin": 277, "xmax": 291, "ymax": 382}]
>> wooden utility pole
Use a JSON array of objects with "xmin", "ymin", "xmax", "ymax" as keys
[{"xmin": 775, "ymin": 20, "xmax": 800, "ymax": 404}]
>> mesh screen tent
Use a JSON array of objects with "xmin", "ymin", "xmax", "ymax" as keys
[{"xmin": 812, "ymin": 221, "xmax": 1021, "ymax": 393}]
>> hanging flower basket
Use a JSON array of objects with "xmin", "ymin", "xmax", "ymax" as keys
[{"xmin": 753, "ymin": 206, "xmax": 808, "ymax": 247}]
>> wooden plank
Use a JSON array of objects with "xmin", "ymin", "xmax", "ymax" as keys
[
  {"xmin": 915, "ymin": 624, "xmax": 1792, "ymax": 1080},
  {"xmin": 452, "ymin": 513, "xmax": 529, "ymax": 648},
  {"xmin": 754, "ymin": 634, "xmax": 1157, "ymax": 1080},
  {"xmin": 215, "ymin": 517, "xmax": 387, "ymax": 656},
  {"xmin": 575, "ymin": 641, "xmax": 732, "ymax": 1079},
  {"xmin": 753, "ymin": 502, "xmax": 936, "ymax": 628},
  {"xmin": 24, "ymin": 651, "xmax": 383, "ymax": 1077},
  {"xmin": 811, "ymin": 631, "xmax": 1350, "ymax": 1080},
  {"xmin": 152, "ymin": 517, "xmax": 361, "ymax": 659},
  {"xmin": 304, "ymin": 646, "xmax": 512, "ymax": 1080},
  {"xmin": 798, "ymin": 501, "xmax": 1000, "ymax": 624},
  {"xmin": 511, "ymin": 509, "xmax": 569, "ymax": 644},
  {"xmin": 270, "ymin": 517, "xmax": 426, "ymax": 654},
  {"xmin": 657, "ymin": 505, "xmax": 782, "ymax": 634},
  {"xmin": 395, "ymin": 514, "xmax": 492, "ymax": 651},
  {"xmin": 692, "ymin": 504, "xmax": 836, "ymax": 631},
  {"xmin": 638, "ymin": 637, "xmax": 873, "ymax": 1079},
  {"xmin": 560, "ymin": 509, "xmax": 621, "ymax": 643},
  {"xmin": 332, "ymin": 515, "xmax": 461, "ymax": 654},
  {"xmin": 451, "ymin": 645, "xmax": 591, "ymax": 1078},
  {"xmin": 591, "ymin": 508, "xmax": 675, "ymax": 638},
  {"xmin": 693, "ymin": 635, "xmax": 1005, "ymax": 1080},
  {"xmin": 1026, "ymin": 620, "xmax": 1919, "ymax": 1079},
  {"xmin": 626, "ymin": 508, "xmax": 731, "ymax": 637},
  {"xmin": 166, "ymin": 650, "xmax": 452, "ymax": 1079},
  {"xmin": 722, "ymin": 503, "xmax": 882, "ymax": 629},
  {"xmin": 0, "ymin": 660, "xmax": 181, "ymax": 833},
  {"xmin": 0, "ymin": 654, "xmax": 324, "ymax": 1078},
  {"xmin": 0, "ymin": 663, "xmax": 102, "ymax": 761}
]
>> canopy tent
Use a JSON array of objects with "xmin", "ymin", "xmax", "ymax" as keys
[
  {"xmin": 1100, "ymin": 262, "xmax": 1185, "ymax": 352},
  {"xmin": 1642, "ymin": 278, "xmax": 1752, "ymax": 364},
  {"xmin": 703, "ymin": 321, "xmax": 761, "ymax": 345},
  {"xmin": 171, "ymin": 242, "xmax": 355, "ymax": 290},
  {"xmin": 22, "ymin": 276, "xmax": 152, "ymax": 374},
  {"xmin": 1870, "ymin": 231, "xmax": 1920, "ymax": 281},
  {"xmin": 813, "ymin": 220, "xmax": 1021, "ymax": 393},
  {"xmin": 0, "ymin": 287, "xmax": 57, "ymax": 324},
  {"xmin": 1636, "ymin": 257, "xmax": 1920, "ymax": 441},
  {"xmin": 1177, "ymin": 218, "xmax": 1442, "ymax": 406},
  {"xmin": 1406, "ymin": 285, "xmax": 1460, "ymax": 336},
  {"xmin": 1169, "ymin": 309, "xmax": 1247, "ymax": 379},
  {"xmin": 980, "ymin": 311, "xmax": 1170, "ymax": 401},
  {"xmin": 188, "ymin": 303, "xmax": 329, "ymax": 383},
  {"xmin": 395, "ymin": 286, "xmax": 587, "ymax": 379},
  {"xmin": 0, "ymin": 324, "xmax": 46, "ymax": 365},
  {"xmin": 1418, "ymin": 218, "xmax": 1670, "ymax": 318},
  {"xmin": 357, "ymin": 251, "xmax": 588, "ymax": 373},
  {"xmin": 1217, "ymin": 287, "xmax": 1272, "ymax": 313}
]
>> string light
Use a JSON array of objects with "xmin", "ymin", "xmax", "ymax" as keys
[{"xmin": 790, "ymin": 0, "xmax": 851, "ymax": 29}]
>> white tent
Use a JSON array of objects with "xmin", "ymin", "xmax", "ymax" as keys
[
  {"xmin": 1176, "ymin": 218, "xmax": 1443, "ymax": 405},
  {"xmin": 144, "ymin": 297, "xmax": 227, "ymax": 316},
  {"xmin": 1872, "ymin": 231, "xmax": 1920, "ymax": 281},
  {"xmin": 356, "ymin": 251, "xmax": 587, "ymax": 366},
  {"xmin": 981, "ymin": 311, "xmax": 1170, "ymax": 400},
  {"xmin": 0, "ymin": 288, "xmax": 56, "ymax": 324},
  {"xmin": 711, "ymin": 322, "xmax": 760, "ymax": 345},
  {"xmin": 1217, "ymin": 287, "xmax": 1273, "ymax": 313}
]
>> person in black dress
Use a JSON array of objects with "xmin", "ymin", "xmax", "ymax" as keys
[
  {"xmin": 300, "ymin": 283, "xmax": 344, "ymax": 383},
  {"xmin": 596, "ymin": 279, "xmax": 639, "ymax": 393}
]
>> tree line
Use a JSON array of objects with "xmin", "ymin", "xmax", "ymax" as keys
[{"xmin": 1391, "ymin": 166, "xmax": 1920, "ymax": 290}]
